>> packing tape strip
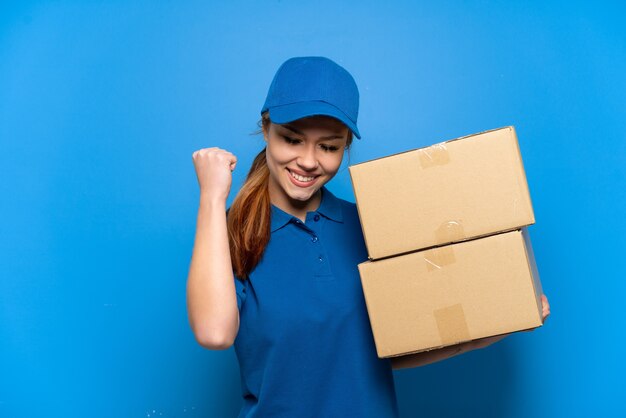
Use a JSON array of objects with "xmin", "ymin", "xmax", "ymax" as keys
[
  {"xmin": 423, "ymin": 246, "xmax": 456, "ymax": 272},
  {"xmin": 435, "ymin": 220, "xmax": 465, "ymax": 243},
  {"xmin": 434, "ymin": 303, "xmax": 471, "ymax": 346},
  {"xmin": 418, "ymin": 143, "xmax": 450, "ymax": 169}
]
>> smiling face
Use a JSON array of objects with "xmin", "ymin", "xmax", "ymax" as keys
[{"xmin": 263, "ymin": 115, "xmax": 350, "ymax": 218}]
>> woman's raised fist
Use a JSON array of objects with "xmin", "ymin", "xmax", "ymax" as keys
[{"xmin": 191, "ymin": 147, "xmax": 238, "ymax": 202}]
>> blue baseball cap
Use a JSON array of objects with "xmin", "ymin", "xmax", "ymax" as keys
[{"xmin": 260, "ymin": 56, "xmax": 361, "ymax": 139}]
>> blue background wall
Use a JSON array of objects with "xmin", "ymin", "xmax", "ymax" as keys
[{"xmin": 1, "ymin": 1, "xmax": 624, "ymax": 417}]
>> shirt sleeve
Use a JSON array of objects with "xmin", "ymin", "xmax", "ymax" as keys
[{"xmin": 234, "ymin": 274, "xmax": 247, "ymax": 311}]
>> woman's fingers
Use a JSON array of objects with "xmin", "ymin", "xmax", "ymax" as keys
[
  {"xmin": 190, "ymin": 147, "xmax": 238, "ymax": 200},
  {"xmin": 541, "ymin": 294, "xmax": 550, "ymax": 322}
]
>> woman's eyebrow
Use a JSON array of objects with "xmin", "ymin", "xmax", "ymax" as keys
[{"xmin": 281, "ymin": 124, "xmax": 345, "ymax": 140}]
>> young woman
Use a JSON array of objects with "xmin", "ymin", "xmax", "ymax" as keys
[{"xmin": 187, "ymin": 56, "xmax": 550, "ymax": 418}]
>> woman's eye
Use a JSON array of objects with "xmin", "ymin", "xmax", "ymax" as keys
[
  {"xmin": 282, "ymin": 136, "xmax": 339, "ymax": 152},
  {"xmin": 283, "ymin": 136, "xmax": 300, "ymax": 144}
]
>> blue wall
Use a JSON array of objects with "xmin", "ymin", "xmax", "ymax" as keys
[{"xmin": 1, "ymin": 1, "xmax": 624, "ymax": 417}]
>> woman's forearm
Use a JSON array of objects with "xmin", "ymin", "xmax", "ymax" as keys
[
  {"xmin": 390, "ymin": 334, "xmax": 509, "ymax": 370},
  {"xmin": 186, "ymin": 195, "xmax": 239, "ymax": 349},
  {"xmin": 390, "ymin": 342, "xmax": 468, "ymax": 370}
]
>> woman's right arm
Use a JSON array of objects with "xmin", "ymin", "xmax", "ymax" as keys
[{"xmin": 186, "ymin": 147, "xmax": 239, "ymax": 350}]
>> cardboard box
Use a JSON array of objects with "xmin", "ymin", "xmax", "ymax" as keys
[
  {"xmin": 349, "ymin": 126, "xmax": 535, "ymax": 260},
  {"xmin": 358, "ymin": 228, "xmax": 544, "ymax": 358}
]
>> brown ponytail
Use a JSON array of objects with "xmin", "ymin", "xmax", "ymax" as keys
[{"xmin": 227, "ymin": 112, "xmax": 272, "ymax": 281}]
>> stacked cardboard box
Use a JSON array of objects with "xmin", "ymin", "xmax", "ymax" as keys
[{"xmin": 348, "ymin": 126, "xmax": 544, "ymax": 360}]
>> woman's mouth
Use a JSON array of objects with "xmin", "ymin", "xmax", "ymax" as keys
[{"xmin": 287, "ymin": 168, "xmax": 319, "ymax": 187}]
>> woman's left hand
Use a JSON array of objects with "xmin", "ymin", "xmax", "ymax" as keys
[{"xmin": 540, "ymin": 294, "xmax": 550, "ymax": 323}]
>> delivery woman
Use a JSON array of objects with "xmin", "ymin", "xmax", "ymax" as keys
[{"xmin": 186, "ymin": 56, "xmax": 550, "ymax": 418}]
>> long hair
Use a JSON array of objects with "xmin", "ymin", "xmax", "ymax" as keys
[{"xmin": 227, "ymin": 111, "xmax": 354, "ymax": 281}]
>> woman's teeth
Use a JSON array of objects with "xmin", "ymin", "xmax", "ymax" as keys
[{"xmin": 289, "ymin": 170, "xmax": 316, "ymax": 182}]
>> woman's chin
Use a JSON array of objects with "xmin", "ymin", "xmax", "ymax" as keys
[
  {"xmin": 284, "ymin": 183, "xmax": 322, "ymax": 203},
  {"xmin": 286, "ymin": 189, "xmax": 315, "ymax": 202}
]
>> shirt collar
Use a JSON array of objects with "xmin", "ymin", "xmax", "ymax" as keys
[{"xmin": 270, "ymin": 185, "xmax": 344, "ymax": 232}]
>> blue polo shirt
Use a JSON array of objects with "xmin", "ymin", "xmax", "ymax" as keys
[{"xmin": 232, "ymin": 185, "xmax": 399, "ymax": 418}]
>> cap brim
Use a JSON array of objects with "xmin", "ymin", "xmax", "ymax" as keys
[{"xmin": 268, "ymin": 101, "xmax": 361, "ymax": 139}]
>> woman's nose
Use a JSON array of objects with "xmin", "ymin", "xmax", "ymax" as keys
[{"xmin": 297, "ymin": 147, "xmax": 319, "ymax": 170}]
